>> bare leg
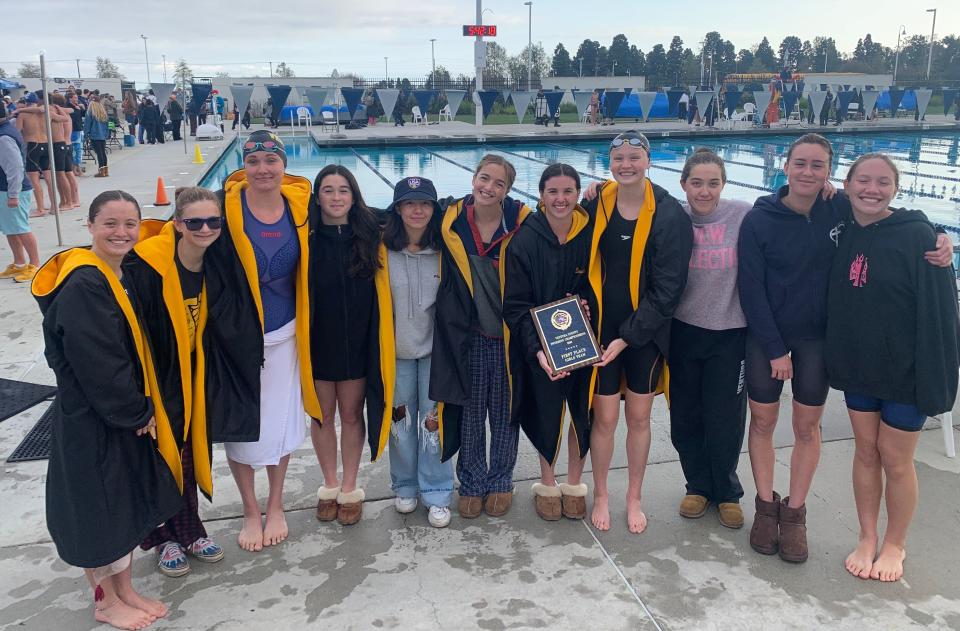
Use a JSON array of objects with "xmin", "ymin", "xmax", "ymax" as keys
[
  {"xmin": 624, "ymin": 390, "xmax": 654, "ymax": 534},
  {"xmin": 336, "ymin": 378, "xmax": 367, "ymax": 494},
  {"xmin": 56, "ymin": 172, "xmax": 72, "ymax": 210},
  {"xmin": 538, "ymin": 455, "xmax": 556, "ymax": 486},
  {"xmin": 748, "ymin": 399, "xmax": 780, "ymax": 502},
  {"xmin": 113, "ymin": 563, "xmax": 167, "ymax": 618},
  {"xmin": 6, "ymin": 235, "xmax": 26, "ymax": 266},
  {"xmin": 262, "ymin": 455, "xmax": 290, "ymax": 546},
  {"xmin": 87, "ymin": 569, "xmax": 154, "ymax": 630},
  {"xmin": 312, "ymin": 380, "xmax": 341, "ymax": 488},
  {"xmin": 787, "ymin": 401, "xmax": 824, "ymax": 507},
  {"xmin": 566, "ymin": 423, "xmax": 586, "ymax": 486},
  {"xmin": 17, "ymin": 232, "xmax": 40, "ymax": 266},
  {"xmin": 845, "ymin": 410, "xmax": 882, "ymax": 579},
  {"xmin": 872, "ymin": 424, "xmax": 921, "ymax": 582},
  {"xmin": 66, "ymin": 171, "xmax": 80, "ymax": 208},
  {"xmin": 43, "ymin": 170, "xmax": 55, "ymax": 212},
  {"xmin": 590, "ymin": 393, "xmax": 620, "ymax": 530},
  {"xmin": 27, "ymin": 172, "xmax": 45, "ymax": 215},
  {"xmin": 227, "ymin": 458, "xmax": 263, "ymax": 552}
]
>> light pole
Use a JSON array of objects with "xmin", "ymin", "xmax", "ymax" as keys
[
  {"xmin": 893, "ymin": 25, "xmax": 906, "ymax": 84},
  {"xmin": 611, "ymin": 61, "xmax": 617, "ymax": 77},
  {"xmin": 823, "ymin": 46, "xmax": 829, "ymax": 73},
  {"xmin": 140, "ymin": 34, "xmax": 150, "ymax": 84},
  {"xmin": 430, "ymin": 38, "xmax": 436, "ymax": 85},
  {"xmin": 384, "ymin": 57, "xmax": 388, "ymax": 77},
  {"xmin": 75, "ymin": 59, "xmax": 81, "ymax": 79},
  {"xmin": 699, "ymin": 39, "xmax": 706, "ymax": 86},
  {"xmin": 524, "ymin": 1, "xmax": 532, "ymax": 90},
  {"xmin": 579, "ymin": 58, "xmax": 583, "ymax": 77},
  {"xmin": 162, "ymin": 54, "xmax": 167, "ymax": 82},
  {"xmin": 926, "ymin": 8, "xmax": 937, "ymax": 80}
]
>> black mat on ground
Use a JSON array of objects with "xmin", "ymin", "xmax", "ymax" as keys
[
  {"xmin": 0, "ymin": 377, "xmax": 56, "ymax": 423},
  {"xmin": 7, "ymin": 403, "xmax": 56, "ymax": 462}
]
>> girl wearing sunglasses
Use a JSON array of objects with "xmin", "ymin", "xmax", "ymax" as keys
[
  {"xmin": 581, "ymin": 131, "xmax": 693, "ymax": 534},
  {"xmin": 123, "ymin": 187, "xmax": 227, "ymax": 579},
  {"xmin": 203, "ymin": 130, "xmax": 323, "ymax": 552}
]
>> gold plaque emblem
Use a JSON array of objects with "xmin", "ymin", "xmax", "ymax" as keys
[{"xmin": 550, "ymin": 309, "xmax": 572, "ymax": 331}]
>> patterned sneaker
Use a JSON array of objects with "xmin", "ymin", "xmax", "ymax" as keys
[
  {"xmin": 186, "ymin": 537, "xmax": 224, "ymax": 563},
  {"xmin": 0, "ymin": 264, "xmax": 24, "ymax": 279},
  {"xmin": 13, "ymin": 264, "xmax": 37, "ymax": 283},
  {"xmin": 395, "ymin": 496, "xmax": 418, "ymax": 514},
  {"xmin": 428, "ymin": 506, "xmax": 452, "ymax": 528},
  {"xmin": 157, "ymin": 542, "xmax": 190, "ymax": 577}
]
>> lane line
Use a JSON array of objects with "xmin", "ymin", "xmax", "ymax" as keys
[
  {"xmin": 417, "ymin": 147, "xmax": 540, "ymax": 202},
  {"xmin": 348, "ymin": 148, "xmax": 395, "ymax": 189}
]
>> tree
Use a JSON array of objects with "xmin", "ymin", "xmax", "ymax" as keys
[
  {"xmin": 607, "ymin": 34, "xmax": 632, "ymax": 76},
  {"xmin": 629, "ymin": 45, "xmax": 646, "ymax": 76},
  {"xmin": 96, "ymin": 57, "xmax": 123, "ymax": 79},
  {"xmin": 666, "ymin": 36, "xmax": 685, "ymax": 85},
  {"xmin": 17, "ymin": 62, "xmax": 41, "ymax": 78},
  {"xmin": 573, "ymin": 39, "xmax": 601, "ymax": 76},
  {"xmin": 778, "ymin": 36, "xmax": 803, "ymax": 69},
  {"xmin": 812, "ymin": 37, "xmax": 839, "ymax": 73},
  {"xmin": 737, "ymin": 49, "xmax": 755, "ymax": 72},
  {"xmin": 173, "ymin": 59, "xmax": 194, "ymax": 89},
  {"xmin": 484, "ymin": 41, "xmax": 510, "ymax": 83},
  {"xmin": 511, "ymin": 43, "xmax": 550, "ymax": 86},
  {"xmin": 426, "ymin": 65, "xmax": 451, "ymax": 90},
  {"xmin": 799, "ymin": 40, "xmax": 816, "ymax": 72},
  {"xmin": 645, "ymin": 44, "xmax": 667, "ymax": 85},
  {"xmin": 551, "ymin": 43, "xmax": 573, "ymax": 77},
  {"xmin": 753, "ymin": 37, "xmax": 777, "ymax": 71},
  {"xmin": 275, "ymin": 62, "xmax": 294, "ymax": 78},
  {"xmin": 714, "ymin": 40, "xmax": 737, "ymax": 77}
]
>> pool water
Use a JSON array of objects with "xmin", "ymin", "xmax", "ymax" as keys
[{"xmin": 200, "ymin": 131, "xmax": 960, "ymax": 231}]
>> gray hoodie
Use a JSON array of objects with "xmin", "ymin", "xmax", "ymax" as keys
[{"xmin": 388, "ymin": 246, "xmax": 440, "ymax": 359}]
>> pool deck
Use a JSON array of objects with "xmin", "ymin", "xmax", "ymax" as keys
[{"xmin": 1, "ymin": 123, "xmax": 959, "ymax": 631}]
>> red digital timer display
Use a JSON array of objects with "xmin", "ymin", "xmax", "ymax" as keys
[{"xmin": 463, "ymin": 25, "xmax": 497, "ymax": 37}]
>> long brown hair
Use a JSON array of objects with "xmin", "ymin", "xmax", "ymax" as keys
[{"xmin": 312, "ymin": 165, "xmax": 382, "ymax": 279}]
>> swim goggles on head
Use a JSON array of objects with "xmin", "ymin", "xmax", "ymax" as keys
[
  {"xmin": 243, "ymin": 140, "xmax": 280, "ymax": 152},
  {"xmin": 610, "ymin": 134, "xmax": 649, "ymax": 150}
]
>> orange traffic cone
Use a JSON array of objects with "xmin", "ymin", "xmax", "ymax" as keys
[{"xmin": 154, "ymin": 177, "xmax": 171, "ymax": 206}]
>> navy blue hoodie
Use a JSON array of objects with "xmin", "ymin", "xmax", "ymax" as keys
[{"xmin": 737, "ymin": 186, "xmax": 849, "ymax": 360}]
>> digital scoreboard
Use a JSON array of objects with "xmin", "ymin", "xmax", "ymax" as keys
[{"xmin": 462, "ymin": 25, "xmax": 497, "ymax": 37}]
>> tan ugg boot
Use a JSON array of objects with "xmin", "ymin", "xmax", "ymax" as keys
[
  {"xmin": 532, "ymin": 483, "xmax": 562, "ymax": 521},
  {"xmin": 558, "ymin": 483, "xmax": 588, "ymax": 519},
  {"xmin": 484, "ymin": 491, "xmax": 513, "ymax": 517},
  {"xmin": 316, "ymin": 485, "xmax": 340, "ymax": 522},
  {"xmin": 336, "ymin": 488, "xmax": 365, "ymax": 526}
]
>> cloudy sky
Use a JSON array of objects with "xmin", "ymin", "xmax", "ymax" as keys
[{"xmin": 2, "ymin": 0, "xmax": 954, "ymax": 83}]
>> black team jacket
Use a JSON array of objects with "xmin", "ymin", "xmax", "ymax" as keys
[
  {"xmin": 501, "ymin": 206, "xmax": 594, "ymax": 464},
  {"xmin": 33, "ymin": 248, "xmax": 181, "ymax": 568}
]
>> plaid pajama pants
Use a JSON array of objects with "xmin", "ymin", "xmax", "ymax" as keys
[
  {"xmin": 456, "ymin": 333, "xmax": 518, "ymax": 497},
  {"xmin": 140, "ymin": 439, "xmax": 208, "ymax": 550}
]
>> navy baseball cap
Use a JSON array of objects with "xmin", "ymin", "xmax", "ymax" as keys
[
  {"xmin": 388, "ymin": 176, "xmax": 440, "ymax": 213},
  {"xmin": 25, "ymin": 92, "xmax": 39, "ymax": 104}
]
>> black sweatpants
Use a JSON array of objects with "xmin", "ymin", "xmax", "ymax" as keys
[{"xmin": 668, "ymin": 320, "xmax": 747, "ymax": 503}]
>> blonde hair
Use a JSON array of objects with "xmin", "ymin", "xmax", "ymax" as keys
[
  {"xmin": 174, "ymin": 187, "xmax": 220, "ymax": 218},
  {"xmin": 89, "ymin": 101, "xmax": 108, "ymax": 122},
  {"xmin": 474, "ymin": 154, "xmax": 517, "ymax": 191}
]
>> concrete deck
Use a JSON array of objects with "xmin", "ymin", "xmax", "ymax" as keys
[{"xmin": 0, "ymin": 123, "xmax": 959, "ymax": 631}]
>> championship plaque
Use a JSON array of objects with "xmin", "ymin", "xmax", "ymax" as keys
[{"xmin": 530, "ymin": 295, "xmax": 601, "ymax": 374}]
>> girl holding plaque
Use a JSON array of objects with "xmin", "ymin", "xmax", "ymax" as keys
[
  {"xmin": 502, "ymin": 164, "xmax": 594, "ymax": 521},
  {"xmin": 581, "ymin": 131, "xmax": 694, "ymax": 534}
]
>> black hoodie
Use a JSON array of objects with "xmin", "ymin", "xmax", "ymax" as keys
[{"xmin": 825, "ymin": 209, "xmax": 960, "ymax": 416}]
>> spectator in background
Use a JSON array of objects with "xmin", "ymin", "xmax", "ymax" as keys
[
  {"xmin": 589, "ymin": 89, "xmax": 600, "ymax": 125},
  {"xmin": 242, "ymin": 103, "xmax": 252, "ymax": 130},
  {"xmin": 102, "ymin": 93, "xmax": 119, "ymax": 124},
  {"xmin": 3, "ymin": 96, "xmax": 14, "ymax": 116},
  {"xmin": 232, "ymin": 101, "xmax": 240, "ymax": 131},
  {"xmin": 167, "ymin": 95, "xmax": 183, "ymax": 141},
  {"xmin": 138, "ymin": 96, "xmax": 156, "ymax": 144},
  {"xmin": 122, "ymin": 91, "xmax": 138, "ymax": 139},
  {"xmin": 67, "ymin": 93, "xmax": 86, "ymax": 176},
  {"xmin": 0, "ymin": 113, "xmax": 40, "ymax": 283},
  {"xmin": 819, "ymin": 88, "xmax": 833, "ymax": 126},
  {"xmin": 678, "ymin": 91, "xmax": 689, "ymax": 121},
  {"xmin": 84, "ymin": 98, "xmax": 110, "ymax": 177}
]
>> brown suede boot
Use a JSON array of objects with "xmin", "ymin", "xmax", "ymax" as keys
[
  {"xmin": 778, "ymin": 497, "xmax": 808, "ymax": 563},
  {"xmin": 458, "ymin": 495, "xmax": 483, "ymax": 519},
  {"xmin": 558, "ymin": 483, "xmax": 588, "ymax": 520},
  {"xmin": 532, "ymin": 483, "xmax": 562, "ymax": 521},
  {"xmin": 315, "ymin": 485, "xmax": 340, "ymax": 522},
  {"xmin": 336, "ymin": 488, "xmax": 365, "ymax": 526},
  {"xmin": 484, "ymin": 491, "xmax": 513, "ymax": 517},
  {"xmin": 749, "ymin": 492, "xmax": 781, "ymax": 555}
]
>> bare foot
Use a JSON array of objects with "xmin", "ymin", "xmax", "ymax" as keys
[
  {"xmin": 29, "ymin": 209, "xmax": 46, "ymax": 218},
  {"xmin": 591, "ymin": 495, "xmax": 610, "ymax": 531},
  {"xmin": 870, "ymin": 543, "xmax": 906, "ymax": 582},
  {"xmin": 58, "ymin": 204, "xmax": 72, "ymax": 211},
  {"xmin": 626, "ymin": 498, "xmax": 647, "ymax": 534},
  {"xmin": 844, "ymin": 536, "xmax": 877, "ymax": 579},
  {"xmin": 94, "ymin": 597, "xmax": 154, "ymax": 630},
  {"xmin": 116, "ymin": 586, "xmax": 167, "ymax": 619},
  {"xmin": 238, "ymin": 514, "xmax": 264, "ymax": 552},
  {"xmin": 262, "ymin": 509, "xmax": 288, "ymax": 546}
]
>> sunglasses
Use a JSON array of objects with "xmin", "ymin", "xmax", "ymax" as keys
[
  {"xmin": 179, "ymin": 216, "xmax": 223, "ymax": 231},
  {"xmin": 243, "ymin": 140, "xmax": 280, "ymax": 152},
  {"xmin": 610, "ymin": 136, "xmax": 648, "ymax": 149}
]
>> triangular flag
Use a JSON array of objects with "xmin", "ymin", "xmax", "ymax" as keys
[
  {"xmin": 477, "ymin": 90, "xmax": 499, "ymax": 119},
  {"xmin": 543, "ymin": 90, "xmax": 564, "ymax": 117},
  {"xmin": 808, "ymin": 90, "xmax": 828, "ymax": 118},
  {"xmin": 914, "ymin": 88, "xmax": 933, "ymax": 119},
  {"xmin": 623, "ymin": 87, "xmax": 633, "ymax": 97},
  {"xmin": 887, "ymin": 88, "xmax": 905, "ymax": 116},
  {"xmin": 752, "ymin": 90, "xmax": 773, "ymax": 123},
  {"xmin": 637, "ymin": 92, "xmax": 657, "ymax": 122},
  {"xmin": 230, "ymin": 85, "xmax": 255, "ymax": 118},
  {"xmin": 445, "ymin": 90, "xmax": 467, "ymax": 117},
  {"xmin": 339, "ymin": 87, "xmax": 364, "ymax": 117},
  {"xmin": 510, "ymin": 90, "xmax": 535, "ymax": 123},
  {"xmin": 666, "ymin": 89, "xmax": 684, "ymax": 117},
  {"xmin": 150, "ymin": 83, "xmax": 176, "ymax": 112},
  {"xmin": 190, "ymin": 83, "xmax": 213, "ymax": 113},
  {"xmin": 781, "ymin": 90, "xmax": 799, "ymax": 117},
  {"xmin": 265, "ymin": 85, "xmax": 291, "ymax": 110},
  {"xmin": 943, "ymin": 89, "xmax": 958, "ymax": 116},
  {"xmin": 604, "ymin": 90, "xmax": 626, "ymax": 118},
  {"xmin": 723, "ymin": 87, "xmax": 741, "ymax": 119},
  {"xmin": 572, "ymin": 90, "xmax": 593, "ymax": 121},
  {"xmin": 376, "ymin": 89, "xmax": 400, "ymax": 119},
  {"xmin": 860, "ymin": 90, "xmax": 880, "ymax": 118},
  {"xmin": 412, "ymin": 90, "xmax": 437, "ymax": 117},
  {"xmin": 837, "ymin": 90, "xmax": 857, "ymax": 115},
  {"xmin": 501, "ymin": 90, "xmax": 511, "ymax": 106},
  {"xmin": 694, "ymin": 91, "xmax": 714, "ymax": 117},
  {"xmin": 303, "ymin": 88, "xmax": 327, "ymax": 116}
]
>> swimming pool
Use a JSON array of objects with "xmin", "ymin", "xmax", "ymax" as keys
[{"xmin": 200, "ymin": 131, "xmax": 960, "ymax": 231}]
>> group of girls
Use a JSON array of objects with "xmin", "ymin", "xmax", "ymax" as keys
[{"xmin": 34, "ymin": 128, "xmax": 958, "ymax": 629}]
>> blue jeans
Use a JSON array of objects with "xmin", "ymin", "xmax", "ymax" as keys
[
  {"xmin": 70, "ymin": 131, "xmax": 82, "ymax": 165},
  {"xmin": 389, "ymin": 356, "xmax": 454, "ymax": 507}
]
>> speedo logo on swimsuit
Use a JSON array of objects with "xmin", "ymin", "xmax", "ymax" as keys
[
  {"xmin": 261, "ymin": 231, "xmax": 282, "ymax": 238},
  {"xmin": 620, "ymin": 234, "xmax": 631, "ymax": 241},
  {"xmin": 574, "ymin": 267, "xmax": 585, "ymax": 274}
]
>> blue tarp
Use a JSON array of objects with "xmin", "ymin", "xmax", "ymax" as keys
[
  {"xmin": 0, "ymin": 78, "xmax": 25, "ymax": 89},
  {"xmin": 339, "ymin": 87, "xmax": 364, "ymax": 117},
  {"xmin": 477, "ymin": 90, "xmax": 499, "ymax": 119},
  {"xmin": 603, "ymin": 91, "xmax": 626, "ymax": 118},
  {"xmin": 876, "ymin": 89, "xmax": 915, "ymax": 112},
  {"xmin": 543, "ymin": 90, "xmax": 564, "ymax": 117},
  {"xmin": 606, "ymin": 92, "xmax": 671, "ymax": 118},
  {"xmin": 724, "ymin": 88, "xmax": 741, "ymax": 118},
  {"xmin": 265, "ymin": 85, "xmax": 291, "ymax": 114}
]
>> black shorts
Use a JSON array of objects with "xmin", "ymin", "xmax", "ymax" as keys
[
  {"xmin": 595, "ymin": 341, "xmax": 663, "ymax": 396},
  {"xmin": 744, "ymin": 334, "xmax": 829, "ymax": 407},
  {"xmin": 26, "ymin": 142, "xmax": 49, "ymax": 172},
  {"xmin": 53, "ymin": 142, "xmax": 70, "ymax": 172}
]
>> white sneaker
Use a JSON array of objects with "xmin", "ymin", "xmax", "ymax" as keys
[
  {"xmin": 428, "ymin": 505, "xmax": 452, "ymax": 528},
  {"xmin": 395, "ymin": 496, "xmax": 418, "ymax": 514}
]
